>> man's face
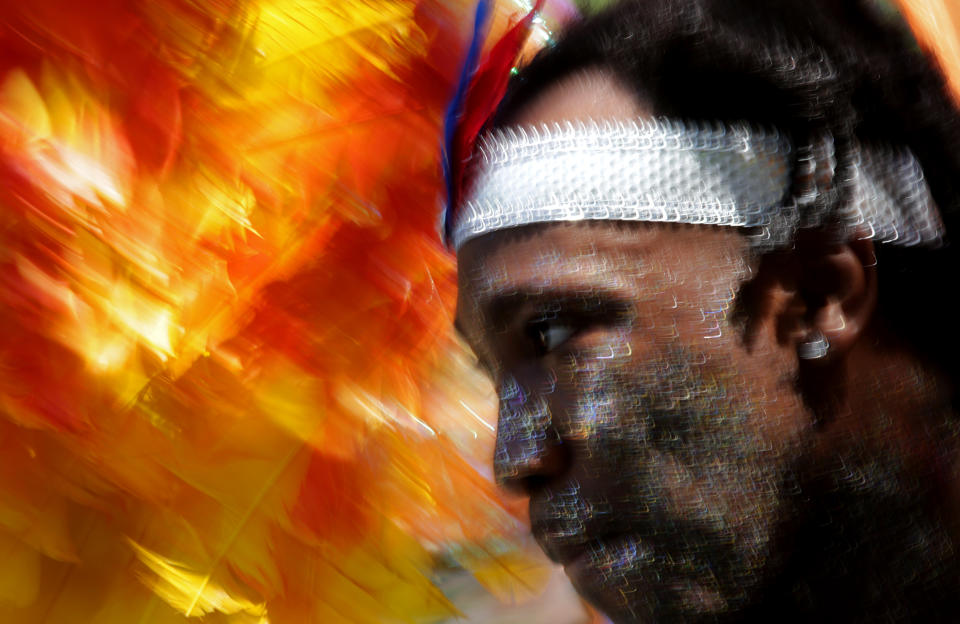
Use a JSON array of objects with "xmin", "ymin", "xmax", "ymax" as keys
[{"xmin": 454, "ymin": 71, "xmax": 816, "ymax": 622}]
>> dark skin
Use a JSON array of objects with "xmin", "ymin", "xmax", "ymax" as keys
[{"xmin": 454, "ymin": 69, "xmax": 960, "ymax": 623}]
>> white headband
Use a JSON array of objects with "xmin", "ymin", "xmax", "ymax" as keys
[{"xmin": 449, "ymin": 119, "xmax": 943, "ymax": 251}]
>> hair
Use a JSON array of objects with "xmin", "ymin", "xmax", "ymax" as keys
[{"xmin": 492, "ymin": 0, "xmax": 960, "ymax": 381}]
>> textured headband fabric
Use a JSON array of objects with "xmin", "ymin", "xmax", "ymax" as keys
[
  {"xmin": 846, "ymin": 142, "xmax": 945, "ymax": 246},
  {"xmin": 448, "ymin": 118, "xmax": 943, "ymax": 251}
]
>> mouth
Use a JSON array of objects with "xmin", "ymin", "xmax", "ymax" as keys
[
  {"xmin": 532, "ymin": 527, "xmax": 591, "ymax": 566},
  {"xmin": 528, "ymin": 490, "xmax": 624, "ymax": 568},
  {"xmin": 531, "ymin": 515, "xmax": 625, "ymax": 570}
]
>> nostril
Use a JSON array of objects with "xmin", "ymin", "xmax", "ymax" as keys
[
  {"xmin": 520, "ymin": 474, "xmax": 552, "ymax": 494},
  {"xmin": 494, "ymin": 435, "xmax": 571, "ymax": 494}
]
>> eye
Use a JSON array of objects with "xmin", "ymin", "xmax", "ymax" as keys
[{"xmin": 525, "ymin": 318, "xmax": 576, "ymax": 356}]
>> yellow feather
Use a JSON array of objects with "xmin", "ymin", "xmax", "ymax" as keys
[
  {"xmin": 0, "ymin": 532, "xmax": 42, "ymax": 609},
  {"xmin": 0, "ymin": 69, "xmax": 52, "ymax": 140},
  {"xmin": 129, "ymin": 540, "xmax": 267, "ymax": 618}
]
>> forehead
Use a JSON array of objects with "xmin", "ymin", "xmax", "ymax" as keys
[
  {"xmin": 455, "ymin": 221, "xmax": 750, "ymax": 331},
  {"xmin": 507, "ymin": 66, "xmax": 650, "ymax": 124}
]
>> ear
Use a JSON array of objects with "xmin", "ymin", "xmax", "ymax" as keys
[
  {"xmin": 737, "ymin": 228, "xmax": 878, "ymax": 361},
  {"xmin": 735, "ymin": 230, "xmax": 878, "ymax": 426},
  {"xmin": 794, "ymin": 231, "xmax": 877, "ymax": 360}
]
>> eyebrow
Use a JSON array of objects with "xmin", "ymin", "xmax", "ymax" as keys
[{"xmin": 479, "ymin": 284, "xmax": 635, "ymax": 332}]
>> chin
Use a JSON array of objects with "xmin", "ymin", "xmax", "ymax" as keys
[
  {"xmin": 562, "ymin": 537, "xmax": 726, "ymax": 624},
  {"xmin": 563, "ymin": 530, "xmax": 791, "ymax": 624}
]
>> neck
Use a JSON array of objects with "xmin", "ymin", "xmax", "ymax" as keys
[{"xmin": 773, "ymin": 332, "xmax": 960, "ymax": 621}]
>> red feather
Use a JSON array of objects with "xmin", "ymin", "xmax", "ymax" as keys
[{"xmin": 449, "ymin": 0, "xmax": 546, "ymax": 236}]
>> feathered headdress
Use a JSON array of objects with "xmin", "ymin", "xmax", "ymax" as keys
[
  {"xmin": 442, "ymin": 0, "xmax": 549, "ymax": 244},
  {"xmin": 0, "ymin": 1, "xmax": 566, "ymax": 621}
]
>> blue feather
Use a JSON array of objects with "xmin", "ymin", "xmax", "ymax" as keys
[{"xmin": 442, "ymin": 0, "xmax": 492, "ymax": 245}]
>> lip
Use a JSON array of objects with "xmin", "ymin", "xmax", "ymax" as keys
[
  {"xmin": 528, "ymin": 485, "xmax": 629, "ymax": 566},
  {"xmin": 533, "ymin": 527, "xmax": 591, "ymax": 565},
  {"xmin": 529, "ymin": 497, "xmax": 611, "ymax": 566},
  {"xmin": 531, "ymin": 514, "xmax": 618, "ymax": 568},
  {"xmin": 534, "ymin": 522, "xmax": 656, "ymax": 579}
]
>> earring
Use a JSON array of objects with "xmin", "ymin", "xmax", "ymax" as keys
[{"xmin": 798, "ymin": 330, "xmax": 830, "ymax": 360}]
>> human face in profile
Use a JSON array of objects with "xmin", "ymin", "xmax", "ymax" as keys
[{"xmin": 453, "ymin": 70, "xmax": 816, "ymax": 622}]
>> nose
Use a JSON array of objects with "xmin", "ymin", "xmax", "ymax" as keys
[{"xmin": 493, "ymin": 374, "xmax": 570, "ymax": 494}]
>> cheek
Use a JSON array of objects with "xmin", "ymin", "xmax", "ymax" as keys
[
  {"xmin": 553, "ymin": 339, "xmax": 805, "ymax": 612},
  {"xmin": 666, "ymin": 285, "xmax": 809, "ymax": 451},
  {"xmin": 556, "ymin": 327, "xmax": 806, "ymax": 522}
]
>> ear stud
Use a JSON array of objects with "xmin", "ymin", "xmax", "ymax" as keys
[{"xmin": 798, "ymin": 330, "xmax": 830, "ymax": 360}]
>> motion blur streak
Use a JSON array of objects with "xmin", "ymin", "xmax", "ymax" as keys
[{"xmin": 0, "ymin": 1, "xmax": 574, "ymax": 622}]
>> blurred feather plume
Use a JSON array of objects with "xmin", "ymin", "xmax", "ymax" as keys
[{"xmin": 0, "ymin": 0, "xmax": 564, "ymax": 621}]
